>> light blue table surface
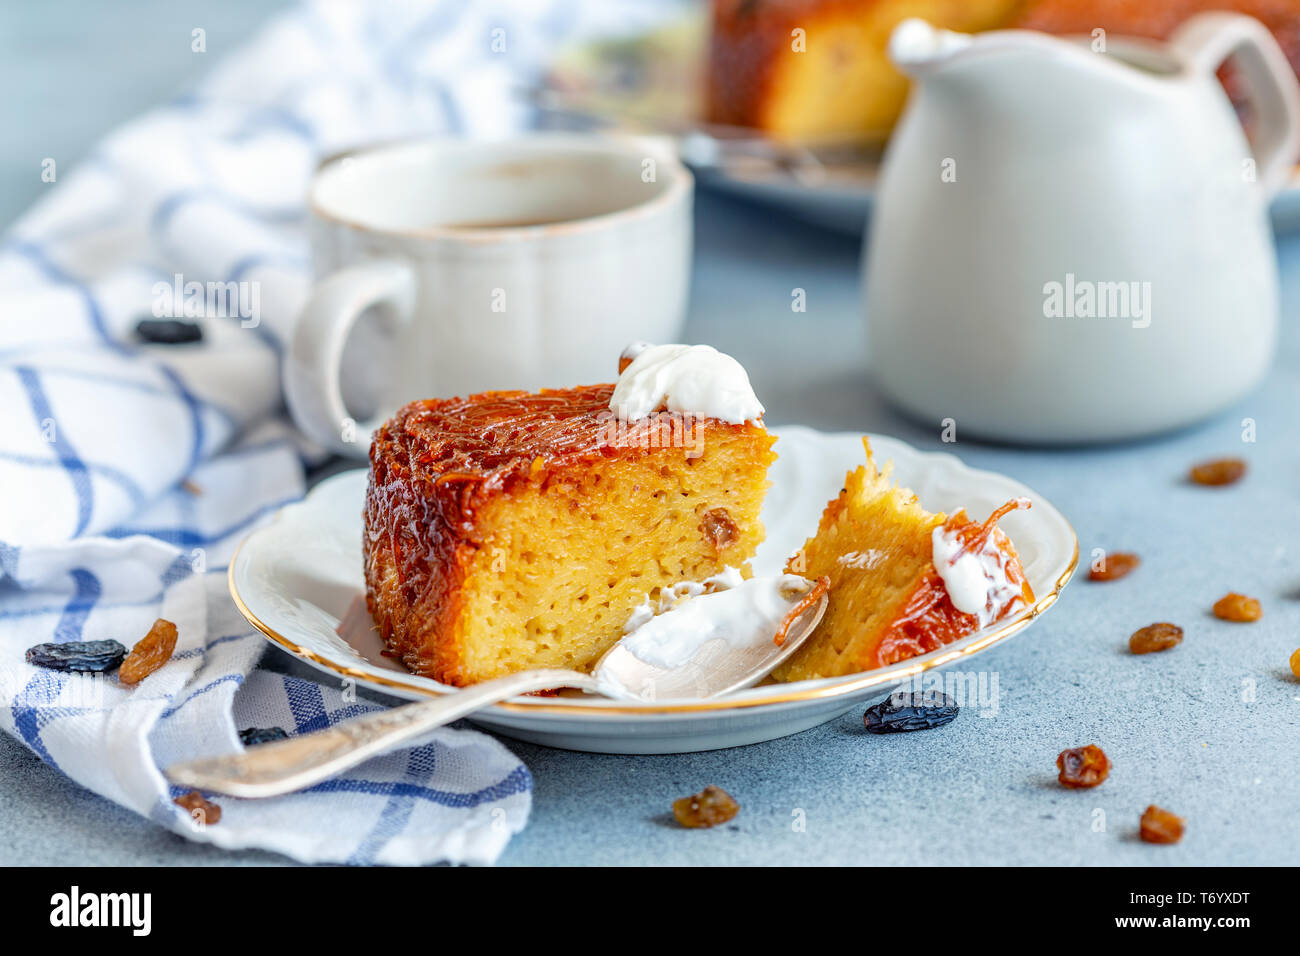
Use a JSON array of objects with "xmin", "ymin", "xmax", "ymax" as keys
[{"xmin": 2, "ymin": 2, "xmax": 1298, "ymax": 867}]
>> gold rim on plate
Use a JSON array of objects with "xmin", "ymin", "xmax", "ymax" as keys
[{"xmin": 227, "ymin": 535, "xmax": 1079, "ymax": 718}]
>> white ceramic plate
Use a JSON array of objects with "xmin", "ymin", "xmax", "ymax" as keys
[{"xmin": 229, "ymin": 428, "xmax": 1078, "ymax": 753}]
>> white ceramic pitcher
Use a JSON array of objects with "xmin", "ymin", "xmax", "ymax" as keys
[{"xmin": 864, "ymin": 14, "xmax": 1300, "ymax": 443}]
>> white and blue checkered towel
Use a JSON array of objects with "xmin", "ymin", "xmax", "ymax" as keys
[{"xmin": 0, "ymin": 0, "xmax": 680, "ymax": 865}]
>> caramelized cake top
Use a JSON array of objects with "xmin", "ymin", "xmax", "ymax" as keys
[
  {"xmin": 377, "ymin": 377, "xmax": 764, "ymax": 490},
  {"xmin": 389, "ymin": 385, "xmax": 620, "ymax": 483}
]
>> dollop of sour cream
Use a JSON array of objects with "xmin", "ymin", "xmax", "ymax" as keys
[
  {"xmin": 609, "ymin": 343, "xmax": 765, "ymax": 425},
  {"xmin": 616, "ymin": 570, "xmax": 810, "ymax": 671},
  {"xmin": 930, "ymin": 505, "xmax": 1028, "ymax": 628}
]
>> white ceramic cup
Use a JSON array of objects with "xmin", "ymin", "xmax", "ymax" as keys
[{"xmin": 285, "ymin": 134, "xmax": 693, "ymax": 456}]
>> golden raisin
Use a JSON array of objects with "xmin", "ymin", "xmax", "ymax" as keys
[
  {"xmin": 173, "ymin": 790, "xmax": 221, "ymax": 825},
  {"xmin": 1056, "ymin": 745, "xmax": 1110, "ymax": 788},
  {"xmin": 1139, "ymin": 805, "xmax": 1184, "ymax": 844},
  {"xmin": 701, "ymin": 508, "xmax": 739, "ymax": 550},
  {"xmin": 1212, "ymin": 593, "xmax": 1262, "ymax": 622},
  {"xmin": 1290, "ymin": 648, "xmax": 1300, "ymax": 680},
  {"xmin": 672, "ymin": 785, "xmax": 739, "ymax": 828},
  {"xmin": 1189, "ymin": 457, "xmax": 1246, "ymax": 486},
  {"xmin": 119, "ymin": 618, "xmax": 178, "ymax": 685},
  {"xmin": 1129, "ymin": 622, "xmax": 1183, "ymax": 654},
  {"xmin": 1089, "ymin": 552, "xmax": 1140, "ymax": 581}
]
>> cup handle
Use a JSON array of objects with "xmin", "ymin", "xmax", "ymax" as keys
[
  {"xmin": 1170, "ymin": 12, "xmax": 1300, "ymax": 198},
  {"xmin": 284, "ymin": 259, "xmax": 417, "ymax": 457}
]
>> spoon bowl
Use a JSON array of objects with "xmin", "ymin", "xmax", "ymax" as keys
[{"xmin": 592, "ymin": 575, "xmax": 827, "ymax": 700}]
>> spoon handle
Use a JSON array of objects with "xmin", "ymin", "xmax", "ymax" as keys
[{"xmin": 165, "ymin": 669, "xmax": 597, "ymax": 798}]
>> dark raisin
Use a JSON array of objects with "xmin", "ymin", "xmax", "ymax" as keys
[
  {"xmin": 1057, "ymin": 744, "xmax": 1110, "ymax": 788},
  {"xmin": 1139, "ymin": 805, "xmax": 1184, "ymax": 844},
  {"xmin": 1189, "ymin": 457, "xmax": 1245, "ymax": 486},
  {"xmin": 25, "ymin": 639, "xmax": 127, "ymax": 673},
  {"xmin": 673, "ymin": 785, "xmax": 739, "ymax": 828},
  {"xmin": 119, "ymin": 618, "xmax": 177, "ymax": 685},
  {"xmin": 239, "ymin": 726, "xmax": 289, "ymax": 746},
  {"xmin": 863, "ymin": 691, "xmax": 959, "ymax": 733},
  {"xmin": 173, "ymin": 790, "xmax": 221, "ymax": 824},
  {"xmin": 1129, "ymin": 622, "xmax": 1183, "ymax": 654},
  {"xmin": 135, "ymin": 317, "xmax": 202, "ymax": 345},
  {"xmin": 1089, "ymin": 552, "xmax": 1140, "ymax": 581}
]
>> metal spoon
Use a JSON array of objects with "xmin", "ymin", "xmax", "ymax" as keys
[{"xmin": 166, "ymin": 578, "xmax": 827, "ymax": 798}]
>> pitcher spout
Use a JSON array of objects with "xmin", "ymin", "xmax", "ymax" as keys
[
  {"xmin": 889, "ymin": 17, "xmax": 1096, "ymax": 83},
  {"xmin": 888, "ymin": 19, "xmax": 975, "ymax": 77}
]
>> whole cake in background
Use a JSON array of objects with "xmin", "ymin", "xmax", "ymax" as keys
[
  {"xmin": 705, "ymin": 0, "xmax": 1025, "ymax": 144},
  {"xmin": 706, "ymin": 0, "xmax": 1300, "ymax": 146}
]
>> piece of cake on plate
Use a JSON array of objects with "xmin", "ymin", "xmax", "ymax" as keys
[
  {"xmin": 773, "ymin": 439, "xmax": 1034, "ymax": 681},
  {"xmin": 363, "ymin": 343, "xmax": 776, "ymax": 687}
]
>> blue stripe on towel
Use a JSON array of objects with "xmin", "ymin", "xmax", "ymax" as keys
[
  {"xmin": 15, "ymin": 366, "xmax": 94, "ymax": 536},
  {"xmin": 106, "ymin": 492, "xmax": 300, "ymax": 547},
  {"xmin": 347, "ymin": 750, "xmax": 425, "ymax": 864},
  {"xmin": 155, "ymin": 365, "xmax": 206, "ymax": 477},
  {"xmin": 52, "ymin": 568, "xmax": 101, "ymax": 642},
  {"xmin": 307, "ymin": 764, "xmax": 532, "ymax": 810},
  {"xmin": 10, "ymin": 567, "xmax": 103, "ymax": 769},
  {"xmin": 159, "ymin": 673, "xmax": 245, "ymax": 718},
  {"xmin": 2, "ymin": 239, "xmax": 128, "ymax": 354},
  {"xmin": 0, "ymin": 450, "xmax": 146, "ymax": 512},
  {"xmin": 284, "ymin": 674, "xmax": 331, "ymax": 734}
]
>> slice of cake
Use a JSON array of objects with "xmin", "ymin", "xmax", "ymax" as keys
[
  {"xmin": 364, "ymin": 344, "xmax": 776, "ymax": 687},
  {"xmin": 773, "ymin": 439, "xmax": 1033, "ymax": 681},
  {"xmin": 706, "ymin": 0, "xmax": 1023, "ymax": 144}
]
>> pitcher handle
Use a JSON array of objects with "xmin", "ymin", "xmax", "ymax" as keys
[{"xmin": 1171, "ymin": 12, "xmax": 1300, "ymax": 198}]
